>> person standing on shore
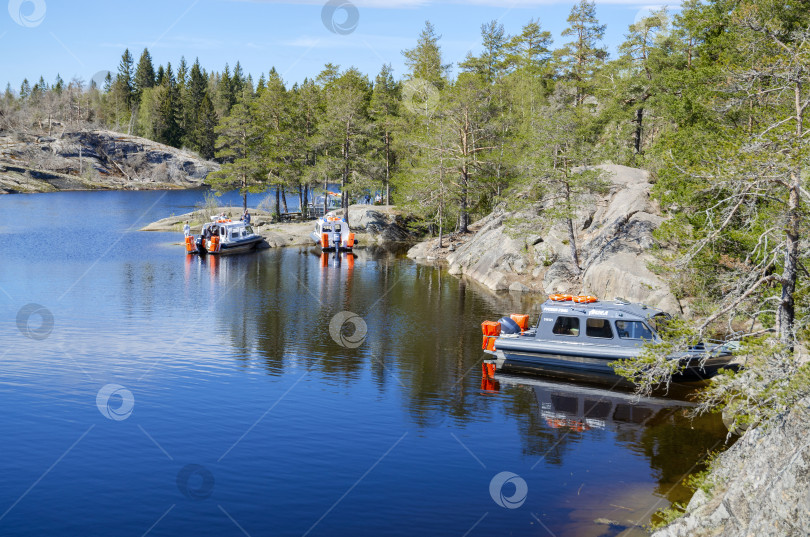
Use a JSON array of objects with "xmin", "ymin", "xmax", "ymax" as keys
[{"xmin": 243, "ymin": 210, "xmax": 251, "ymax": 224}]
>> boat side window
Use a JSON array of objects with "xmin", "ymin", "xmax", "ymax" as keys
[
  {"xmin": 552, "ymin": 316, "xmax": 580, "ymax": 336},
  {"xmin": 615, "ymin": 320, "xmax": 653, "ymax": 340},
  {"xmin": 586, "ymin": 318, "xmax": 613, "ymax": 339},
  {"xmin": 245, "ymin": 225, "xmax": 254, "ymax": 235}
]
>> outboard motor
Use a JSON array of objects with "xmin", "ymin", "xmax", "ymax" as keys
[
  {"xmin": 332, "ymin": 231, "xmax": 341, "ymax": 249},
  {"xmin": 498, "ymin": 316, "xmax": 521, "ymax": 335},
  {"xmin": 195, "ymin": 236, "xmax": 206, "ymax": 255}
]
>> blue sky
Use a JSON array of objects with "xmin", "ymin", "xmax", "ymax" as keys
[{"xmin": 1, "ymin": 0, "xmax": 675, "ymax": 90}]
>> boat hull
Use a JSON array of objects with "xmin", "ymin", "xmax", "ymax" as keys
[
  {"xmin": 192, "ymin": 236, "xmax": 263, "ymax": 255},
  {"xmin": 310, "ymin": 231, "xmax": 354, "ymax": 252},
  {"xmin": 488, "ymin": 336, "xmax": 736, "ymax": 382}
]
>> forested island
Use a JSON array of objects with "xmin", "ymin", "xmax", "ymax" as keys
[{"xmin": 2, "ymin": 0, "xmax": 809, "ymax": 533}]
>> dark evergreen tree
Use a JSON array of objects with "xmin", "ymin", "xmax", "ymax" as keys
[
  {"xmin": 115, "ymin": 48, "xmax": 135, "ymax": 110},
  {"xmin": 134, "ymin": 48, "xmax": 156, "ymax": 103},
  {"xmin": 195, "ymin": 93, "xmax": 218, "ymax": 159}
]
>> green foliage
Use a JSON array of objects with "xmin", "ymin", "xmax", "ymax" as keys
[
  {"xmin": 649, "ymin": 502, "xmax": 687, "ymax": 530},
  {"xmin": 696, "ymin": 338, "xmax": 810, "ymax": 434},
  {"xmin": 611, "ymin": 318, "xmax": 697, "ymax": 395}
]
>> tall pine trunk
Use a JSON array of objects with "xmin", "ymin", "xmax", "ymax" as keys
[
  {"xmin": 634, "ymin": 107, "xmax": 643, "ymax": 154},
  {"xmin": 242, "ymin": 175, "xmax": 247, "ymax": 212},
  {"xmin": 779, "ymin": 172, "xmax": 799, "ymax": 349},
  {"xmin": 778, "ymin": 81, "xmax": 805, "ymax": 350},
  {"xmin": 385, "ymin": 131, "xmax": 391, "ymax": 205},
  {"xmin": 343, "ymin": 131, "xmax": 350, "ymax": 227},
  {"xmin": 565, "ymin": 182, "xmax": 580, "ymax": 272},
  {"xmin": 459, "ymin": 165, "xmax": 469, "ymax": 234}
]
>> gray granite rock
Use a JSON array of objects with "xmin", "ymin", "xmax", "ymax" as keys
[{"xmin": 653, "ymin": 400, "xmax": 810, "ymax": 537}]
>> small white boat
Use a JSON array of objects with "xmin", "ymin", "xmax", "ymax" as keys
[
  {"xmin": 185, "ymin": 217, "xmax": 263, "ymax": 255},
  {"xmin": 311, "ymin": 214, "xmax": 356, "ymax": 251}
]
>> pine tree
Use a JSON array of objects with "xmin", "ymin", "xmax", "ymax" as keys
[
  {"xmin": 317, "ymin": 67, "xmax": 374, "ymax": 226},
  {"xmin": 291, "ymin": 77, "xmax": 322, "ymax": 217},
  {"xmin": 254, "ymin": 68, "xmax": 291, "ymax": 220},
  {"xmin": 460, "ymin": 20, "xmax": 509, "ymax": 82},
  {"xmin": 209, "ymin": 102, "xmax": 262, "ymax": 211},
  {"xmin": 557, "ymin": 0, "xmax": 607, "ymax": 106},
  {"xmin": 402, "ymin": 21, "xmax": 451, "ymax": 90},
  {"xmin": 368, "ymin": 64, "xmax": 400, "ymax": 204}
]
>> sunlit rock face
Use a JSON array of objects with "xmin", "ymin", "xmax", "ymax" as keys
[
  {"xmin": 415, "ymin": 164, "xmax": 678, "ymax": 312},
  {"xmin": 653, "ymin": 399, "xmax": 810, "ymax": 537},
  {"xmin": 0, "ymin": 129, "xmax": 217, "ymax": 193}
]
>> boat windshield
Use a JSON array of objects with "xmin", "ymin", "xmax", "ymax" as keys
[
  {"xmin": 648, "ymin": 313, "xmax": 672, "ymax": 333},
  {"xmin": 615, "ymin": 320, "xmax": 653, "ymax": 340},
  {"xmin": 244, "ymin": 225, "xmax": 254, "ymax": 235}
]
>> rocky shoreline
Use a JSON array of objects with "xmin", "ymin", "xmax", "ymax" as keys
[
  {"xmin": 408, "ymin": 164, "xmax": 679, "ymax": 312},
  {"xmin": 652, "ymin": 400, "xmax": 810, "ymax": 537},
  {"xmin": 141, "ymin": 204, "xmax": 418, "ymax": 250},
  {"xmin": 0, "ymin": 129, "xmax": 215, "ymax": 194}
]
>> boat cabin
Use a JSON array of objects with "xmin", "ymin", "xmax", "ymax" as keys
[
  {"xmin": 201, "ymin": 220, "xmax": 256, "ymax": 242},
  {"xmin": 536, "ymin": 299, "xmax": 668, "ymax": 347}
]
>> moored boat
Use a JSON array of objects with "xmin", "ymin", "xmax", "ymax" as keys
[
  {"xmin": 481, "ymin": 295, "xmax": 736, "ymax": 382},
  {"xmin": 311, "ymin": 214, "xmax": 356, "ymax": 252},
  {"xmin": 185, "ymin": 217, "xmax": 263, "ymax": 255}
]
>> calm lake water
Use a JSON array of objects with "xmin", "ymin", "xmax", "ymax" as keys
[{"xmin": 0, "ymin": 190, "xmax": 729, "ymax": 537}]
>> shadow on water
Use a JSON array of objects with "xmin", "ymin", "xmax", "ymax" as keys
[{"xmin": 492, "ymin": 374, "xmax": 730, "ymax": 535}]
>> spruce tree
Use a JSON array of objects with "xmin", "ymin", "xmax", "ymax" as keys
[
  {"xmin": 195, "ymin": 94, "xmax": 218, "ymax": 160},
  {"xmin": 116, "ymin": 49, "xmax": 135, "ymax": 109},
  {"xmin": 134, "ymin": 48, "xmax": 156, "ymax": 104},
  {"xmin": 183, "ymin": 59, "xmax": 209, "ymax": 151}
]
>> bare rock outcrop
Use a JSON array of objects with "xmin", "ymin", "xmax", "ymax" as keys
[
  {"xmin": 335, "ymin": 205, "xmax": 419, "ymax": 244},
  {"xmin": 0, "ymin": 129, "xmax": 216, "ymax": 194},
  {"xmin": 410, "ymin": 164, "xmax": 679, "ymax": 311},
  {"xmin": 652, "ymin": 400, "xmax": 810, "ymax": 537}
]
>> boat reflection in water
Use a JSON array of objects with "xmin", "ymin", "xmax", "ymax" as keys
[
  {"xmin": 319, "ymin": 250, "xmax": 356, "ymax": 270},
  {"xmin": 495, "ymin": 373, "xmax": 695, "ymax": 434},
  {"xmin": 486, "ymin": 373, "xmax": 728, "ymax": 536}
]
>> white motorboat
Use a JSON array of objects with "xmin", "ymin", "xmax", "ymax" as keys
[
  {"xmin": 185, "ymin": 217, "xmax": 263, "ymax": 255},
  {"xmin": 311, "ymin": 214, "xmax": 356, "ymax": 251}
]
